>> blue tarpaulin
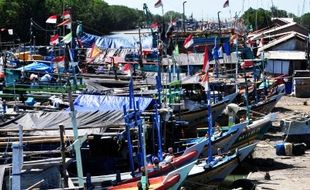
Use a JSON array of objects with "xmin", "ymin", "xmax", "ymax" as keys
[
  {"xmin": 80, "ymin": 29, "xmax": 154, "ymax": 49},
  {"xmin": 17, "ymin": 62, "xmax": 53, "ymax": 73},
  {"xmin": 73, "ymin": 95, "xmax": 153, "ymax": 112}
]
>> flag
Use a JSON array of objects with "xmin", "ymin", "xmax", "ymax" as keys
[
  {"xmin": 202, "ymin": 46, "xmax": 209, "ymax": 72},
  {"xmin": 50, "ymin": 34, "xmax": 59, "ymax": 46},
  {"xmin": 173, "ymin": 44, "xmax": 179, "ymax": 56},
  {"xmin": 62, "ymin": 10, "xmax": 71, "ymax": 19},
  {"xmin": 218, "ymin": 46, "xmax": 223, "ymax": 58},
  {"xmin": 8, "ymin": 29, "xmax": 13, "ymax": 35},
  {"xmin": 46, "ymin": 15, "xmax": 57, "ymax": 24},
  {"xmin": 150, "ymin": 22, "xmax": 158, "ymax": 30},
  {"xmin": 200, "ymin": 73, "xmax": 209, "ymax": 91},
  {"xmin": 183, "ymin": 34, "xmax": 194, "ymax": 49},
  {"xmin": 62, "ymin": 32, "xmax": 72, "ymax": 44},
  {"xmin": 53, "ymin": 56, "xmax": 65, "ymax": 67},
  {"xmin": 87, "ymin": 43, "xmax": 102, "ymax": 63},
  {"xmin": 57, "ymin": 19, "xmax": 71, "ymax": 27},
  {"xmin": 123, "ymin": 63, "xmax": 131, "ymax": 76},
  {"xmin": 154, "ymin": 0, "xmax": 163, "ymax": 8},
  {"xmin": 223, "ymin": 42, "xmax": 231, "ymax": 56},
  {"xmin": 212, "ymin": 37, "xmax": 219, "ymax": 59},
  {"xmin": 0, "ymin": 28, "xmax": 5, "ymax": 32},
  {"xmin": 223, "ymin": 0, "xmax": 229, "ymax": 8},
  {"xmin": 90, "ymin": 44, "xmax": 102, "ymax": 58}
]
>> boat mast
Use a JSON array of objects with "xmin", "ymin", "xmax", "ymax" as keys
[{"xmin": 67, "ymin": 80, "xmax": 84, "ymax": 187}]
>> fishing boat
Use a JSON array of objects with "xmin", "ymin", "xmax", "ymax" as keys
[
  {"xmin": 100, "ymin": 136, "xmax": 206, "ymax": 186},
  {"xmin": 184, "ymin": 143, "xmax": 257, "ymax": 189},
  {"xmin": 281, "ymin": 113, "xmax": 310, "ymax": 146},
  {"xmin": 177, "ymin": 121, "xmax": 247, "ymax": 157},
  {"xmin": 230, "ymin": 113, "xmax": 277, "ymax": 149},
  {"xmin": 175, "ymin": 90, "xmax": 237, "ymax": 128},
  {"xmin": 107, "ymin": 161, "xmax": 196, "ymax": 190}
]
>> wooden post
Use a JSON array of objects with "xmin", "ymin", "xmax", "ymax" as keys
[{"xmin": 59, "ymin": 124, "xmax": 68, "ymax": 188}]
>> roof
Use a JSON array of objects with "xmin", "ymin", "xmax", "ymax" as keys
[
  {"xmin": 249, "ymin": 22, "xmax": 308, "ymax": 41},
  {"xmin": 271, "ymin": 17, "xmax": 294, "ymax": 25},
  {"xmin": 257, "ymin": 32, "xmax": 308, "ymax": 54},
  {"xmin": 265, "ymin": 51, "xmax": 306, "ymax": 60}
]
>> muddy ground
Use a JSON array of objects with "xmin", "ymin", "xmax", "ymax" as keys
[{"xmin": 244, "ymin": 95, "xmax": 310, "ymax": 190}]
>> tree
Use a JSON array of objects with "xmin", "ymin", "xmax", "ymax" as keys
[
  {"xmin": 270, "ymin": 6, "xmax": 288, "ymax": 18},
  {"xmin": 163, "ymin": 11, "xmax": 183, "ymax": 22},
  {"xmin": 299, "ymin": 13, "xmax": 310, "ymax": 28},
  {"xmin": 242, "ymin": 7, "xmax": 272, "ymax": 30}
]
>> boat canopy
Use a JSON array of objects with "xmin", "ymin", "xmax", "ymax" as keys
[
  {"xmin": 16, "ymin": 61, "xmax": 53, "ymax": 73},
  {"xmin": 80, "ymin": 30, "xmax": 154, "ymax": 49},
  {"xmin": 2, "ymin": 111, "xmax": 124, "ymax": 136},
  {"xmin": 73, "ymin": 94, "xmax": 154, "ymax": 112}
]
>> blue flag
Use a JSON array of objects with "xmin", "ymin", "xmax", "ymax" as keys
[{"xmin": 223, "ymin": 42, "xmax": 231, "ymax": 56}]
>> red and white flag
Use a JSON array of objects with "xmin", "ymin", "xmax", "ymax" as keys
[
  {"xmin": 62, "ymin": 10, "xmax": 71, "ymax": 19},
  {"xmin": 223, "ymin": 0, "xmax": 229, "ymax": 8},
  {"xmin": 123, "ymin": 63, "xmax": 131, "ymax": 76},
  {"xmin": 50, "ymin": 34, "xmax": 59, "ymax": 46},
  {"xmin": 200, "ymin": 73, "xmax": 209, "ymax": 91},
  {"xmin": 154, "ymin": 0, "xmax": 163, "ymax": 8},
  {"xmin": 150, "ymin": 22, "xmax": 158, "ymax": 30},
  {"xmin": 202, "ymin": 46, "xmax": 209, "ymax": 72},
  {"xmin": 183, "ymin": 34, "xmax": 194, "ymax": 49},
  {"xmin": 46, "ymin": 15, "xmax": 57, "ymax": 24},
  {"xmin": 53, "ymin": 56, "xmax": 65, "ymax": 67}
]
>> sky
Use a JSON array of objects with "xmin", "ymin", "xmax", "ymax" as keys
[{"xmin": 104, "ymin": 0, "xmax": 309, "ymax": 20}]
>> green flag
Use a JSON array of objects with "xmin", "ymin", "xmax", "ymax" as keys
[
  {"xmin": 173, "ymin": 44, "xmax": 179, "ymax": 56},
  {"xmin": 62, "ymin": 32, "xmax": 72, "ymax": 44}
]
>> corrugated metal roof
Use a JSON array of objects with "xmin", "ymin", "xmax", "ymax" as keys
[
  {"xmin": 265, "ymin": 51, "xmax": 306, "ymax": 60},
  {"xmin": 257, "ymin": 32, "xmax": 307, "ymax": 54}
]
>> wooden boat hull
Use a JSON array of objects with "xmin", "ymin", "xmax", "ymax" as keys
[
  {"xmin": 108, "ymin": 161, "xmax": 196, "ymax": 190},
  {"xmin": 184, "ymin": 143, "xmax": 257, "ymax": 188},
  {"xmin": 178, "ymin": 101, "xmax": 227, "ymax": 126},
  {"xmin": 282, "ymin": 116, "xmax": 310, "ymax": 146},
  {"xmin": 251, "ymin": 93, "xmax": 284, "ymax": 116},
  {"xmin": 231, "ymin": 113, "xmax": 276, "ymax": 149}
]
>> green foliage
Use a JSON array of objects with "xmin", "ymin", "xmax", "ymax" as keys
[
  {"xmin": 299, "ymin": 13, "xmax": 310, "ymax": 28},
  {"xmin": 0, "ymin": 0, "xmax": 155, "ymax": 45},
  {"xmin": 242, "ymin": 7, "xmax": 272, "ymax": 30},
  {"xmin": 270, "ymin": 6, "xmax": 287, "ymax": 18},
  {"xmin": 163, "ymin": 11, "xmax": 183, "ymax": 22}
]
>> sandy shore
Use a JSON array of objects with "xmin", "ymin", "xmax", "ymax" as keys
[{"xmin": 246, "ymin": 95, "xmax": 310, "ymax": 190}]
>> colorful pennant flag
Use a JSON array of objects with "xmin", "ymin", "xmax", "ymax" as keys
[
  {"xmin": 62, "ymin": 32, "xmax": 72, "ymax": 44},
  {"xmin": 46, "ymin": 15, "xmax": 57, "ymax": 24},
  {"xmin": 183, "ymin": 34, "xmax": 194, "ymax": 49},
  {"xmin": 50, "ymin": 34, "xmax": 59, "ymax": 46},
  {"xmin": 154, "ymin": 0, "xmax": 163, "ymax": 8},
  {"xmin": 173, "ymin": 44, "xmax": 179, "ymax": 56}
]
